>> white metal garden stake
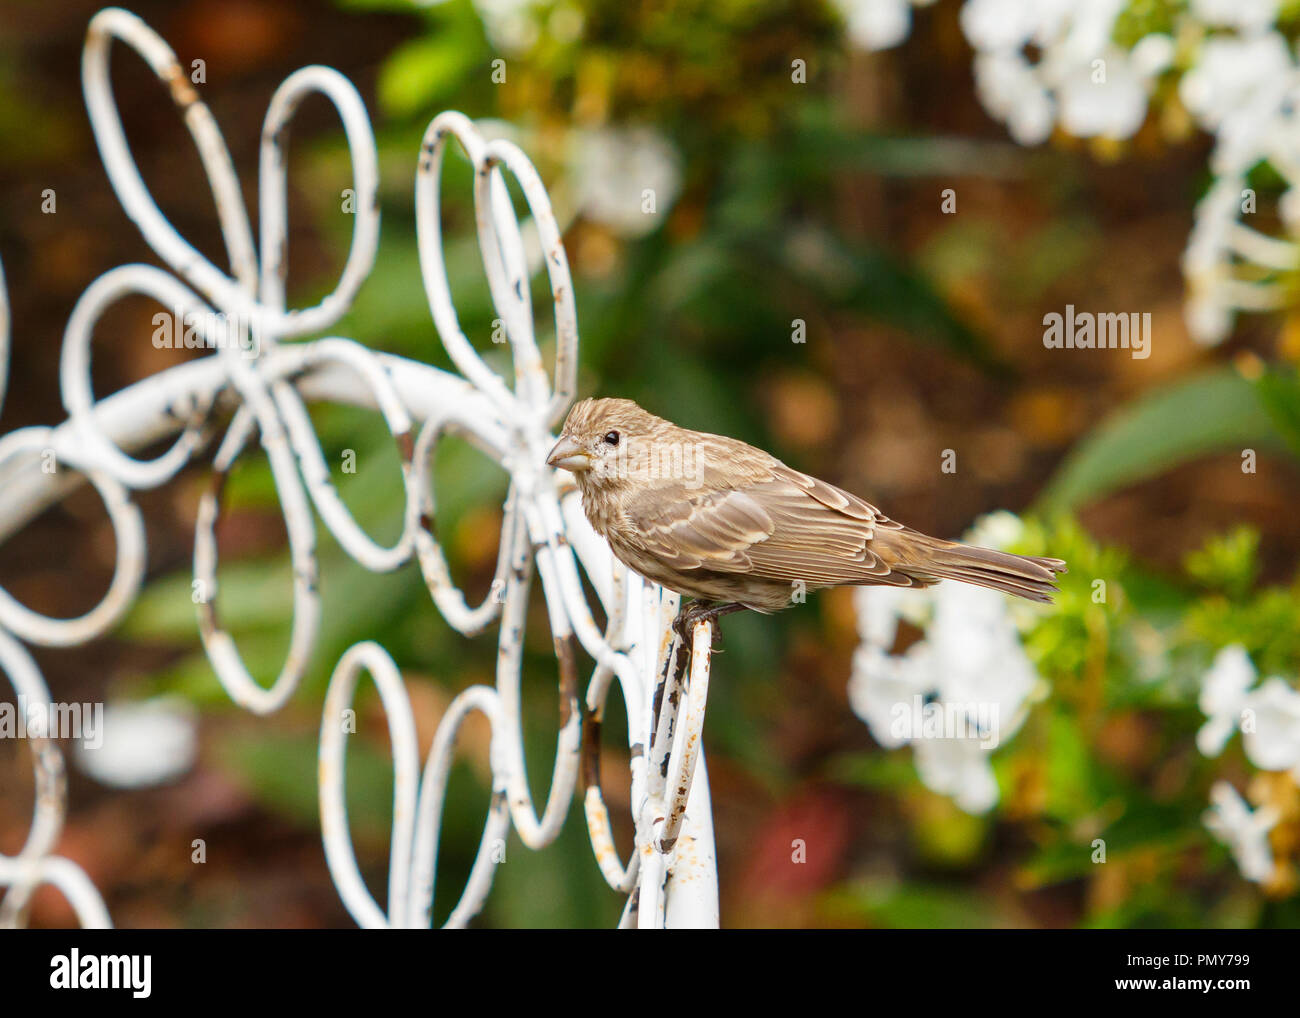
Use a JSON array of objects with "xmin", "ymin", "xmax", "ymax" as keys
[{"xmin": 0, "ymin": 6, "xmax": 719, "ymax": 929}]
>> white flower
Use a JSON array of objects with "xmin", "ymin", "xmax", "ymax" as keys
[
  {"xmin": 1204, "ymin": 781, "xmax": 1279, "ymax": 883},
  {"xmin": 1185, "ymin": 289, "xmax": 1235, "ymax": 343},
  {"xmin": 965, "ymin": 509, "xmax": 1027, "ymax": 553},
  {"xmin": 837, "ymin": 0, "xmax": 912, "ymax": 51},
  {"xmin": 853, "ymin": 583, "xmax": 930, "ymax": 647},
  {"xmin": 1180, "ymin": 170, "xmax": 1299, "ymax": 345},
  {"xmin": 848, "ymin": 514, "xmax": 1043, "ymax": 814},
  {"xmin": 1280, "ymin": 187, "xmax": 1300, "ymax": 232},
  {"xmin": 1243, "ymin": 677, "xmax": 1300, "ymax": 773},
  {"xmin": 834, "ymin": 0, "xmax": 939, "ymax": 51},
  {"xmin": 1196, "ymin": 645, "xmax": 1300, "ymax": 775},
  {"xmin": 1183, "ymin": 176, "xmax": 1243, "ymax": 280},
  {"xmin": 927, "ymin": 581, "xmax": 1037, "ymax": 738},
  {"xmin": 973, "ymin": 51, "xmax": 1057, "ymax": 146},
  {"xmin": 1056, "ymin": 0, "xmax": 1129, "ymax": 61},
  {"xmin": 570, "ymin": 127, "xmax": 681, "ymax": 238},
  {"xmin": 963, "ymin": 0, "xmax": 1162, "ymax": 143},
  {"xmin": 913, "ymin": 736, "xmax": 1000, "ymax": 814},
  {"xmin": 1055, "ymin": 48, "xmax": 1149, "ymax": 139},
  {"xmin": 1130, "ymin": 34, "xmax": 1176, "ymax": 79},
  {"xmin": 960, "ymin": 0, "xmax": 1071, "ymax": 53},
  {"xmin": 1179, "ymin": 33, "xmax": 1293, "ymax": 137},
  {"xmin": 848, "ymin": 642, "xmax": 933, "ymax": 748},
  {"xmin": 1197, "ymin": 644, "xmax": 1257, "ymax": 756},
  {"xmin": 855, "ymin": 583, "xmax": 905, "ymax": 648},
  {"xmin": 1189, "ymin": 0, "xmax": 1280, "ymax": 34},
  {"xmin": 76, "ymin": 697, "xmax": 198, "ymax": 789}
]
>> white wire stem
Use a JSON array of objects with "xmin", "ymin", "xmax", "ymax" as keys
[
  {"xmin": 0, "ymin": 629, "xmax": 111, "ymax": 928},
  {"xmin": 0, "ymin": 5, "xmax": 720, "ymax": 929},
  {"xmin": 318, "ymin": 641, "xmax": 420, "ymax": 928},
  {"xmin": 0, "ymin": 256, "xmax": 9, "ymax": 420}
]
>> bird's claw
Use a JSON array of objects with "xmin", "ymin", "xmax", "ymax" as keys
[{"xmin": 672, "ymin": 605, "xmax": 725, "ymax": 650}]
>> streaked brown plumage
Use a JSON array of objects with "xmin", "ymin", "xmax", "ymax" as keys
[{"xmin": 546, "ymin": 398, "xmax": 1066, "ymax": 628}]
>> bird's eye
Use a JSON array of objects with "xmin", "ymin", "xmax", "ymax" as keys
[{"xmin": 603, "ymin": 431, "xmax": 620, "ymax": 446}]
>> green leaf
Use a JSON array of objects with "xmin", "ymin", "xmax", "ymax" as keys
[
  {"xmin": 378, "ymin": 34, "xmax": 481, "ymax": 118},
  {"xmin": 1037, "ymin": 368, "xmax": 1289, "ymax": 513},
  {"xmin": 1253, "ymin": 366, "xmax": 1300, "ymax": 457}
]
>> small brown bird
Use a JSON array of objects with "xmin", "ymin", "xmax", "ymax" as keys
[{"xmin": 546, "ymin": 398, "xmax": 1066, "ymax": 635}]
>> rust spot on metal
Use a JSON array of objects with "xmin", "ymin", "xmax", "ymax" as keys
[
  {"xmin": 650, "ymin": 676, "xmax": 666, "ymax": 751},
  {"xmin": 163, "ymin": 62, "xmax": 199, "ymax": 109},
  {"xmin": 554, "ymin": 633, "xmax": 578, "ymax": 728},
  {"xmin": 671, "ymin": 638, "xmax": 691, "ymax": 684},
  {"xmin": 207, "ymin": 466, "xmax": 229, "ymax": 502},
  {"xmin": 581, "ymin": 710, "xmax": 602, "ymax": 792},
  {"xmin": 196, "ymin": 598, "xmax": 219, "ymax": 634},
  {"xmin": 396, "ymin": 429, "xmax": 415, "ymax": 464}
]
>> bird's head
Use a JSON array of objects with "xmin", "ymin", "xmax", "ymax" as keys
[{"xmin": 546, "ymin": 397, "xmax": 671, "ymax": 492}]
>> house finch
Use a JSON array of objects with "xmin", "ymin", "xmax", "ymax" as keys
[{"xmin": 546, "ymin": 398, "xmax": 1066, "ymax": 634}]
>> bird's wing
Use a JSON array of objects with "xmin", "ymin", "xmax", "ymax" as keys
[{"xmin": 623, "ymin": 462, "xmax": 907, "ymax": 585}]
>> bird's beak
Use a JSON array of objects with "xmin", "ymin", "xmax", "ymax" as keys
[{"xmin": 546, "ymin": 435, "xmax": 591, "ymax": 473}]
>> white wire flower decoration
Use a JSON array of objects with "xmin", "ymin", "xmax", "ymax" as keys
[{"xmin": 0, "ymin": 6, "xmax": 721, "ymax": 929}]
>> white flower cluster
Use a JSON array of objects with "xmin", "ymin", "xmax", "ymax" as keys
[
  {"xmin": 1179, "ymin": 28, "xmax": 1300, "ymax": 343},
  {"xmin": 1196, "ymin": 644, "xmax": 1300, "ymax": 883},
  {"xmin": 962, "ymin": 0, "xmax": 1173, "ymax": 146},
  {"xmin": 839, "ymin": 0, "xmax": 1174, "ymax": 142},
  {"xmin": 848, "ymin": 512, "xmax": 1043, "ymax": 813},
  {"xmin": 838, "ymin": 0, "xmax": 1300, "ymax": 345},
  {"xmin": 1204, "ymin": 781, "xmax": 1280, "ymax": 883}
]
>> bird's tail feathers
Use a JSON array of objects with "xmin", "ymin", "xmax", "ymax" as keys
[{"xmin": 876, "ymin": 529, "xmax": 1067, "ymax": 604}]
